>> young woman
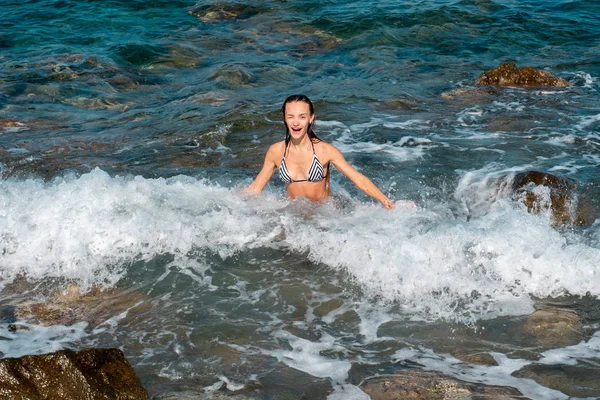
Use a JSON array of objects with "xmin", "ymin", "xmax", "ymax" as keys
[{"xmin": 247, "ymin": 94, "xmax": 413, "ymax": 209}]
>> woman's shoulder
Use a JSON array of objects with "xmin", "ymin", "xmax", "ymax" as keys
[
  {"xmin": 266, "ymin": 140, "xmax": 286, "ymax": 157},
  {"xmin": 313, "ymin": 140, "xmax": 343, "ymax": 162},
  {"xmin": 313, "ymin": 140, "xmax": 340, "ymax": 155}
]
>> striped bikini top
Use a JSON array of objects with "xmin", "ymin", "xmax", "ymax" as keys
[{"xmin": 279, "ymin": 141, "xmax": 326, "ymax": 184}]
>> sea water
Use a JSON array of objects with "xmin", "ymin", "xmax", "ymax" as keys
[{"xmin": 1, "ymin": 0, "xmax": 600, "ymax": 398}]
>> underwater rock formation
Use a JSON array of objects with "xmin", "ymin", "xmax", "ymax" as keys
[
  {"xmin": 14, "ymin": 284, "xmax": 146, "ymax": 328},
  {"xmin": 188, "ymin": 3, "xmax": 262, "ymax": 22},
  {"xmin": 360, "ymin": 370, "xmax": 528, "ymax": 399}
]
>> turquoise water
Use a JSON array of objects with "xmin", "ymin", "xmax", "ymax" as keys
[{"xmin": 1, "ymin": 1, "xmax": 600, "ymax": 398}]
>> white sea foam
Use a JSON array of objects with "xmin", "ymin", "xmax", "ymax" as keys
[
  {"xmin": 456, "ymin": 106, "xmax": 484, "ymax": 126},
  {"xmin": 282, "ymin": 200, "xmax": 599, "ymax": 321},
  {"xmin": 319, "ymin": 118, "xmax": 432, "ymax": 163},
  {"xmin": 539, "ymin": 331, "xmax": 600, "ymax": 366},
  {"xmin": 267, "ymin": 330, "xmax": 352, "ymax": 384},
  {"xmin": 491, "ymin": 100, "xmax": 525, "ymax": 112},
  {"xmin": 545, "ymin": 134, "xmax": 577, "ymax": 146},
  {"xmin": 576, "ymin": 112, "xmax": 600, "ymax": 130},
  {"xmin": 319, "ymin": 118, "xmax": 430, "ymax": 135},
  {"xmin": 0, "ymin": 321, "xmax": 88, "ymax": 358},
  {"xmin": 0, "ymin": 168, "xmax": 282, "ymax": 290},
  {"xmin": 472, "ymin": 146, "xmax": 505, "ymax": 154},
  {"xmin": 332, "ymin": 139, "xmax": 427, "ymax": 162},
  {"xmin": 1, "ymin": 168, "xmax": 599, "ymax": 325}
]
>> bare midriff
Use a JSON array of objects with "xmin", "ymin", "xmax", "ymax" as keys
[{"xmin": 286, "ymin": 177, "xmax": 330, "ymax": 201}]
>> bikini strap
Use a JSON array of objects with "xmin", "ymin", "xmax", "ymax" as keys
[{"xmin": 283, "ymin": 140, "xmax": 290, "ymax": 159}]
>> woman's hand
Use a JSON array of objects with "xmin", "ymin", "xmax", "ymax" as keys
[{"xmin": 382, "ymin": 199, "xmax": 395, "ymax": 209}]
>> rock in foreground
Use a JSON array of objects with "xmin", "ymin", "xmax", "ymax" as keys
[
  {"xmin": 0, "ymin": 348, "xmax": 147, "ymax": 400},
  {"xmin": 476, "ymin": 62, "xmax": 569, "ymax": 87}
]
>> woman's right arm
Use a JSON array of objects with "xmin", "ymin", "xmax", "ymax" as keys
[{"xmin": 246, "ymin": 143, "xmax": 281, "ymax": 194}]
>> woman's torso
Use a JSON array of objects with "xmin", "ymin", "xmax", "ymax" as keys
[{"xmin": 277, "ymin": 140, "xmax": 331, "ymax": 201}]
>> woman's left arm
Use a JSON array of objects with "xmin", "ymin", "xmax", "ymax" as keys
[{"xmin": 326, "ymin": 144, "xmax": 395, "ymax": 209}]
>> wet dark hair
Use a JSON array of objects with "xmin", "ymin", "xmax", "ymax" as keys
[{"xmin": 281, "ymin": 94, "xmax": 321, "ymax": 146}]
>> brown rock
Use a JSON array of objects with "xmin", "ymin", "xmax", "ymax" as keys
[
  {"xmin": 0, "ymin": 348, "xmax": 147, "ymax": 400},
  {"xmin": 523, "ymin": 307, "xmax": 584, "ymax": 347},
  {"xmin": 360, "ymin": 370, "xmax": 529, "ymax": 399},
  {"xmin": 451, "ymin": 351, "xmax": 499, "ymax": 366},
  {"xmin": 498, "ymin": 171, "xmax": 596, "ymax": 227},
  {"xmin": 476, "ymin": 62, "xmax": 569, "ymax": 87},
  {"xmin": 0, "ymin": 119, "xmax": 22, "ymax": 127}
]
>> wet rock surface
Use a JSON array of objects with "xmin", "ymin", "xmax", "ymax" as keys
[
  {"xmin": 498, "ymin": 171, "xmax": 597, "ymax": 227},
  {"xmin": 512, "ymin": 364, "xmax": 600, "ymax": 399},
  {"xmin": 13, "ymin": 284, "xmax": 145, "ymax": 329},
  {"xmin": 0, "ymin": 348, "xmax": 147, "ymax": 400},
  {"xmin": 523, "ymin": 307, "xmax": 585, "ymax": 347},
  {"xmin": 359, "ymin": 370, "xmax": 529, "ymax": 399},
  {"xmin": 450, "ymin": 351, "xmax": 499, "ymax": 366},
  {"xmin": 476, "ymin": 62, "xmax": 569, "ymax": 87}
]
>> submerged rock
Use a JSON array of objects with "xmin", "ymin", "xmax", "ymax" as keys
[
  {"xmin": 188, "ymin": 3, "xmax": 262, "ymax": 22},
  {"xmin": 440, "ymin": 86, "xmax": 501, "ymax": 101},
  {"xmin": 0, "ymin": 348, "xmax": 147, "ymax": 399},
  {"xmin": 14, "ymin": 284, "xmax": 145, "ymax": 328},
  {"xmin": 476, "ymin": 62, "xmax": 569, "ymax": 87},
  {"xmin": 360, "ymin": 370, "xmax": 529, "ymax": 399},
  {"xmin": 209, "ymin": 64, "xmax": 255, "ymax": 87},
  {"xmin": 498, "ymin": 171, "xmax": 597, "ymax": 227},
  {"xmin": 512, "ymin": 364, "xmax": 600, "ymax": 399}
]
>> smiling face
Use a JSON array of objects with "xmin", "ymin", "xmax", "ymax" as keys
[{"xmin": 284, "ymin": 101, "xmax": 315, "ymax": 141}]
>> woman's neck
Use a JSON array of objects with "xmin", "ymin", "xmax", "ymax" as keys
[{"xmin": 289, "ymin": 134, "xmax": 312, "ymax": 152}]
